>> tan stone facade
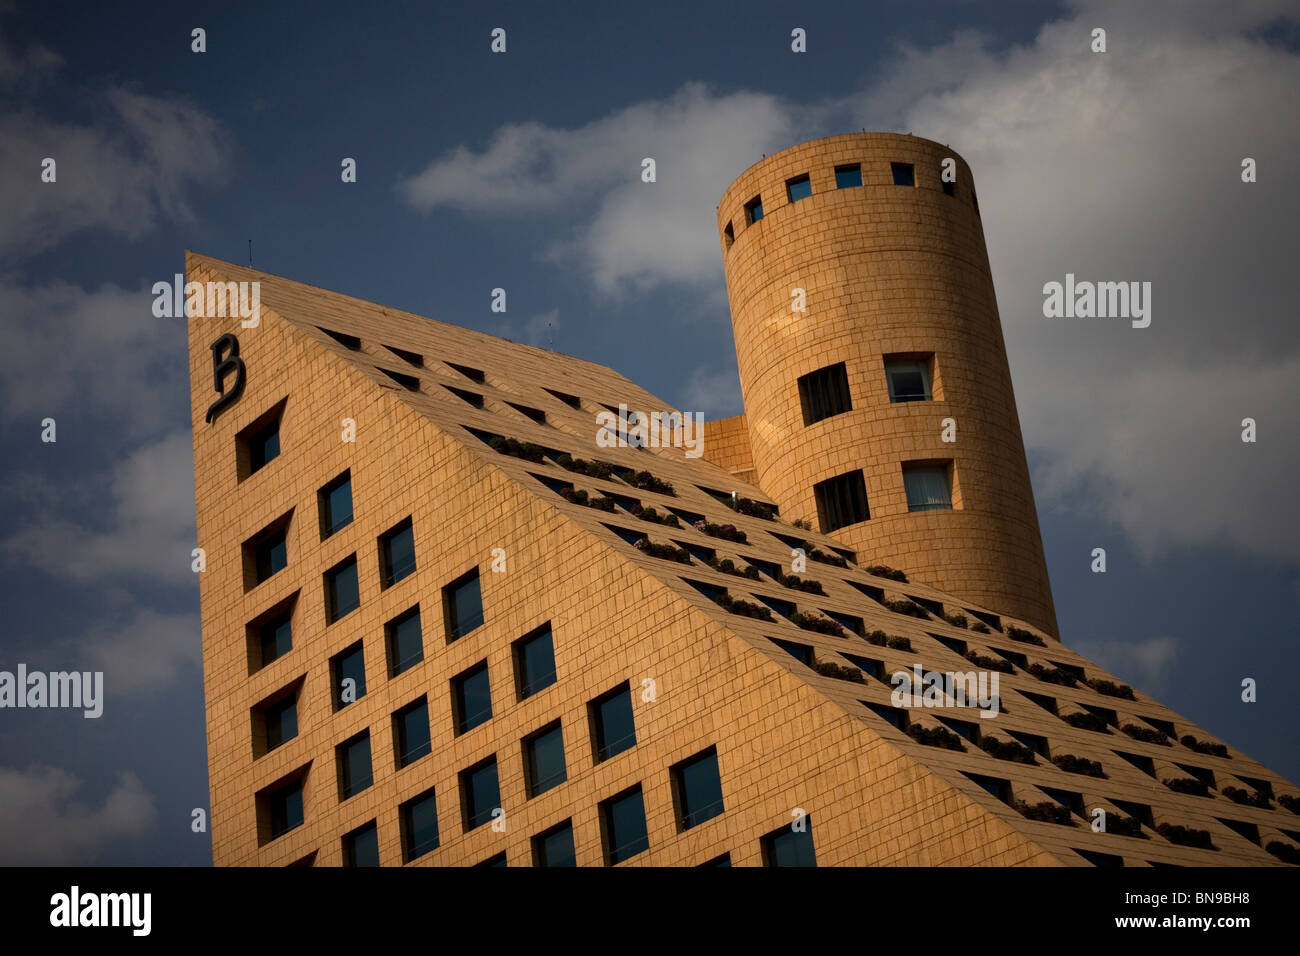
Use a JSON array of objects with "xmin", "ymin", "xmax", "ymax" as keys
[
  {"xmin": 187, "ymin": 141, "xmax": 1299, "ymax": 867},
  {"xmin": 716, "ymin": 133, "xmax": 1057, "ymax": 637}
]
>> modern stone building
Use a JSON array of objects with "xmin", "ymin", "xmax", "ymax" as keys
[{"xmin": 187, "ymin": 133, "xmax": 1300, "ymax": 867}]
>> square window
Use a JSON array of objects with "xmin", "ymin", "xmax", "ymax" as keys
[
  {"xmin": 835, "ymin": 164, "xmax": 862, "ymax": 189},
  {"xmin": 379, "ymin": 518, "xmax": 416, "ymax": 588},
  {"xmin": 744, "ymin": 195, "xmax": 764, "ymax": 224},
  {"xmin": 533, "ymin": 821, "xmax": 576, "ymax": 867},
  {"xmin": 786, "ymin": 174, "xmax": 812, "ymax": 202},
  {"xmin": 460, "ymin": 757, "xmax": 501, "ymax": 831},
  {"xmin": 891, "ymin": 162, "xmax": 915, "ymax": 187},
  {"xmin": 318, "ymin": 472, "xmax": 353, "ymax": 538},
  {"xmin": 590, "ymin": 683, "xmax": 636, "ymax": 762},
  {"xmin": 672, "ymin": 747, "xmax": 725, "ymax": 830},
  {"xmin": 400, "ymin": 789, "xmax": 439, "ymax": 861},
  {"xmin": 813, "ymin": 470, "xmax": 869, "ymax": 532},
  {"xmin": 330, "ymin": 641, "xmax": 366, "ymax": 710},
  {"xmin": 903, "ymin": 464, "xmax": 953, "ymax": 512},
  {"xmin": 762, "ymin": 820, "xmax": 816, "ymax": 866},
  {"xmin": 386, "ymin": 607, "xmax": 424, "ymax": 676},
  {"xmin": 884, "ymin": 357, "xmax": 933, "ymax": 402},
  {"xmin": 524, "ymin": 722, "xmax": 568, "ymax": 798},
  {"xmin": 797, "ymin": 362, "xmax": 852, "ymax": 425},
  {"xmin": 324, "ymin": 555, "xmax": 360, "ymax": 623},
  {"xmin": 393, "ymin": 697, "xmax": 431, "ymax": 768},
  {"xmin": 263, "ymin": 695, "xmax": 298, "ymax": 752},
  {"xmin": 444, "ymin": 568, "xmax": 484, "ymax": 641},
  {"xmin": 263, "ymin": 776, "xmax": 304, "ymax": 842},
  {"xmin": 342, "ymin": 821, "xmax": 379, "ymax": 867},
  {"xmin": 514, "ymin": 624, "xmax": 557, "ymax": 700},
  {"xmin": 337, "ymin": 731, "xmax": 373, "ymax": 800},
  {"xmin": 600, "ymin": 786, "xmax": 649, "ymax": 864},
  {"xmin": 236, "ymin": 398, "xmax": 287, "ymax": 481},
  {"xmin": 452, "ymin": 661, "xmax": 492, "ymax": 734}
]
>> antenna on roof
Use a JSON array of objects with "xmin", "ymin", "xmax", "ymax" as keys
[
  {"xmin": 248, "ymin": 239, "xmax": 253, "ymax": 267},
  {"xmin": 548, "ymin": 317, "xmax": 554, "ymax": 350}
]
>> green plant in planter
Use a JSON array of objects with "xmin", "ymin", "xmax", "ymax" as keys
[
  {"xmin": 628, "ymin": 470, "xmax": 675, "ymax": 495},
  {"xmin": 864, "ymin": 564, "xmax": 908, "ymax": 582},
  {"xmin": 1063, "ymin": 712, "xmax": 1111, "ymax": 733},
  {"xmin": 777, "ymin": 573, "xmax": 825, "ymax": 595},
  {"xmin": 693, "ymin": 520, "xmax": 748, "ymax": 544},
  {"xmin": 943, "ymin": 612, "xmax": 968, "ymax": 628},
  {"xmin": 1179, "ymin": 735, "xmax": 1228, "ymax": 758},
  {"xmin": 886, "ymin": 635, "xmax": 913, "ymax": 651},
  {"xmin": 555, "ymin": 453, "xmax": 615, "ymax": 480},
  {"xmin": 1015, "ymin": 801, "xmax": 1074, "ymax": 826},
  {"xmin": 791, "ymin": 612, "xmax": 846, "ymax": 637},
  {"xmin": 1104, "ymin": 815, "xmax": 1147, "ymax": 838},
  {"xmin": 1220, "ymin": 786, "xmax": 1270, "ymax": 808},
  {"xmin": 1266, "ymin": 841, "xmax": 1300, "ymax": 865},
  {"xmin": 634, "ymin": 539, "xmax": 691, "ymax": 564},
  {"xmin": 980, "ymin": 737, "xmax": 1037, "ymax": 764},
  {"xmin": 1027, "ymin": 663, "xmax": 1077, "ymax": 687},
  {"xmin": 489, "ymin": 435, "xmax": 549, "ymax": 462},
  {"xmin": 791, "ymin": 518, "xmax": 813, "ymax": 531},
  {"xmin": 964, "ymin": 652, "xmax": 1014, "ymax": 674},
  {"xmin": 883, "ymin": 598, "xmax": 928, "ymax": 618},
  {"xmin": 1006, "ymin": 626, "xmax": 1046, "ymax": 647},
  {"xmin": 1087, "ymin": 678, "xmax": 1136, "ymax": 700},
  {"xmin": 725, "ymin": 496, "xmax": 776, "ymax": 520},
  {"xmin": 1155, "ymin": 823, "xmax": 1215, "ymax": 849},
  {"xmin": 1278, "ymin": 794, "xmax": 1300, "ymax": 814},
  {"xmin": 1161, "ymin": 777, "xmax": 1210, "ymax": 797},
  {"xmin": 1051, "ymin": 754, "xmax": 1106, "ymax": 777},
  {"xmin": 806, "ymin": 546, "xmax": 848, "ymax": 568},
  {"xmin": 713, "ymin": 590, "xmax": 773, "ymax": 620},
  {"xmin": 631, "ymin": 504, "xmax": 679, "ymax": 526},
  {"xmin": 906, "ymin": 725, "xmax": 964, "ymax": 751},
  {"xmin": 970, "ymin": 621, "xmax": 990, "ymax": 634},
  {"xmin": 1120, "ymin": 723, "xmax": 1170, "ymax": 746},
  {"xmin": 813, "ymin": 659, "xmax": 865, "ymax": 683}
]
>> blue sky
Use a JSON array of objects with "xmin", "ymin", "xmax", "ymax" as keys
[{"xmin": 0, "ymin": 0, "xmax": 1297, "ymax": 864}]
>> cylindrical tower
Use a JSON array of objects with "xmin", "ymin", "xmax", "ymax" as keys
[{"xmin": 717, "ymin": 132, "xmax": 1058, "ymax": 637}]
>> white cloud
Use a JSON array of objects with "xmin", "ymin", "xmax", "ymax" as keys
[
  {"xmin": 494, "ymin": 308, "xmax": 561, "ymax": 348},
  {"xmin": 1073, "ymin": 635, "xmax": 1179, "ymax": 692},
  {"xmin": 2, "ymin": 430, "xmax": 197, "ymax": 586},
  {"xmin": 681, "ymin": 364, "xmax": 743, "ymax": 420},
  {"xmin": 400, "ymin": 83, "xmax": 811, "ymax": 294},
  {"xmin": 0, "ymin": 766, "xmax": 156, "ymax": 865},
  {"xmin": 0, "ymin": 82, "xmax": 230, "ymax": 259},
  {"xmin": 83, "ymin": 607, "xmax": 202, "ymax": 694}
]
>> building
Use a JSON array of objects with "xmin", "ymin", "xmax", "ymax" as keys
[{"xmin": 187, "ymin": 133, "xmax": 1300, "ymax": 867}]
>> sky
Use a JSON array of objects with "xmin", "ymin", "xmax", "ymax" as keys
[{"xmin": 0, "ymin": 0, "xmax": 1297, "ymax": 865}]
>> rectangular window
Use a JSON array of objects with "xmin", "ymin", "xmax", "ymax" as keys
[
  {"xmin": 265, "ymin": 776, "xmax": 304, "ymax": 842},
  {"xmin": 797, "ymin": 362, "xmax": 852, "ymax": 425},
  {"xmin": 600, "ymin": 786, "xmax": 649, "ymax": 864},
  {"xmin": 452, "ymin": 661, "xmax": 492, "ymax": 734},
  {"xmin": 337, "ymin": 732, "xmax": 373, "ymax": 800},
  {"xmin": 590, "ymin": 683, "xmax": 636, "ymax": 762},
  {"xmin": 672, "ymin": 747, "xmax": 725, "ymax": 830},
  {"xmin": 386, "ymin": 607, "xmax": 424, "ymax": 676},
  {"xmin": 723, "ymin": 222, "xmax": 734, "ymax": 247},
  {"xmin": 884, "ymin": 357, "xmax": 933, "ymax": 402},
  {"xmin": 236, "ymin": 398, "xmax": 287, "ymax": 481},
  {"xmin": 324, "ymin": 555, "xmax": 360, "ymax": 623},
  {"xmin": 891, "ymin": 162, "xmax": 915, "ymax": 187},
  {"xmin": 400, "ymin": 789, "xmax": 439, "ymax": 861},
  {"xmin": 813, "ymin": 470, "xmax": 869, "ymax": 531},
  {"xmin": 461, "ymin": 757, "xmax": 501, "ymax": 831},
  {"xmin": 379, "ymin": 517, "xmax": 416, "ymax": 588},
  {"xmin": 524, "ymin": 722, "xmax": 568, "ymax": 798},
  {"xmin": 786, "ymin": 174, "xmax": 812, "ymax": 202},
  {"xmin": 744, "ymin": 195, "xmax": 764, "ymax": 224},
  {"xmin": 835, "ymin": 164, "xmax": 862, "ymax": 188},
  {"xmin": 762, "ymin": 820, "xmax": 816, "ymax": 866},
  {"xmin": 330, "ymin": 641, "xmax": 365, "ymax": 710},
  {"xmin": 393, "ymin": 697, "xmax": 431, "ymax": 768},
  {"xmin": 253, "ymin": 604, "xmax": 293, "ymax": 670},
  {"xmin": 533, "ymin": 820, "xmax": 576, "ymax": 867},
  {"xmin": 263, "ymin": 695, "xmax": 298, "ymax": 752},
  {"xmin": 318, "ymin": 471, "xmax": 353, "ymax": 538},
  {"xmin": 903, "ymin": 464, "xmax": 953, "ymax": 512},
  {"xmin": 243, "ymin": 514, "xmax": 292, "ymax": 591},
  {"xmin": 342, "ymin": 821, "xmax": 379, "ymax": 867},
  {"xmin": 444, "ymin": 568, "xmax": 484, "ymax": 640},
  {"xmin": 514, "ymin": 624, "xmax": 557, "ymax": 700}
]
